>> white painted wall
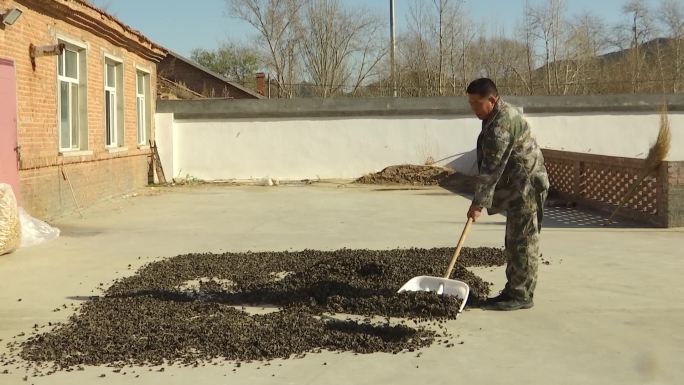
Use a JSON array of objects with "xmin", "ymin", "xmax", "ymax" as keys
[
  {"xmin": 528, "ymin": 112, "xmax": 684, "ymax": 160},
  {"xmin": 155, "ymin": 112, "xmax": 175, "ymax": 182},
  {"xmin": 156, "ymin": 111, "xmax": 684, "ymax": 182},
  {"xmin": 168, "ymin": 116, "xmax": 481, "ymax": 181}
]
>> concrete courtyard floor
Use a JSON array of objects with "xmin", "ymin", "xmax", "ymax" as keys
[{"xmin": 1, "ymin": 183, "xmax": 683, "ymax": 385}]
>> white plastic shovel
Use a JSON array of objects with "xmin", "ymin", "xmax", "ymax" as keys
[{"xmin": 398, "ymin": 218, "xmax": 473, "ymax": 314}]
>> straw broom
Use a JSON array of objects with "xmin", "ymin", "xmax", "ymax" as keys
[{"xmin": 609, "ymin": 104, "xmax": 672, "ymax": 222}]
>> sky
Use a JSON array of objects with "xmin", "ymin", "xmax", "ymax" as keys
[{"xmin": 91, "ymin": 0, "xmax": 659, "ymax": 57}]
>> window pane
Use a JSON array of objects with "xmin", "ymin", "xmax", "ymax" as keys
[
  {"xmin": 106, "ymin": 63, "xmax": 116, "ymax": 88},
  {"xmin": 111, "ymin": 93, "xmax": 117, "ymax": 145},
  {"xmin": 137, "ymin": 73, "xmax": 144, "ymax": 94},
  {"xmin": 111, "ymin": 92, "xmax": 117, "ymax": 144},
  {"xmin": 70, "ymin": 83, "xmax": 79, "ymax": 149},
  {"xmin": 60, "ymin": 82, "xmax": 70, "ymax": 148},
  {"xmin": 65, "ymin": 50, "xmax": 78, "ymax": 79},
  {"xmin": 136, "ymin": 97, "xmax": 141, "ymax": 140},
  {"xmin": 105, "ymin": 90, "xmax": 112, "ymax": 146},
  {"xmin": 58, "ymin": 54, "xmax": 64, "ymax": 77},
  {"xmin": 137, "ymin": 96, "xmax": 146, "ymax": 143}
]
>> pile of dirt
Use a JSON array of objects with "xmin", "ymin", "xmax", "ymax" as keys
[
  {"xmin": 6, "ymin": 247, "xmax": 505, "ymax": 371},
  {"xmin": 355, "ymin": 164, "xmax": 477, "ymax": 193},
  {"xmin": 355, "ymin": 165, "xmax": 454, "ymax": 186}
]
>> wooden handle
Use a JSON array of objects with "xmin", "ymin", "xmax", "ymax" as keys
[{"xmin": 443, "ymin": 218, "xmax": 474, "ymax": 279}]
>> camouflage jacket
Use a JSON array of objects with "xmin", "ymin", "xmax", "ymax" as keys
[{"xmin": 473, "ymin": 99, "xmax": 549, "ymax": 214}]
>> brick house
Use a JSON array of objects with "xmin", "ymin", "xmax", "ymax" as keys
[
  {"xmin": 158, "ymin": 51, "xmax": 263, "ymax": 100},
  {"xmin": 0, "ymin": 0, "xmax": 166, "ymax": 219}
]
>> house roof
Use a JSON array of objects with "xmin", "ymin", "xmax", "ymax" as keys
[
  {"xmin": 16, "ymin": 0, "xmax": 166, "ymax": 62},
  {"xmin": 163, "ymin": 50, "xmax": 265, "ymax": 99}
]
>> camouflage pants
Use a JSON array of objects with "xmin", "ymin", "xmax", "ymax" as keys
[{"xmin": 503, "ymin": 198, "xmax": 544, "ymax": 301}]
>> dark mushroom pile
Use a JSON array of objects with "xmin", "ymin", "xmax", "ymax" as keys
[{"xmin": 4, "ymin": 247, "xmax": 504, "ymax": 372}]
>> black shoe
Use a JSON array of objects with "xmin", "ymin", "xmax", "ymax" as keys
[
  {"xmin": 482, "ymin": 291, "xmax": 513, "ymax": 305},
  {"xmin": 481, "ymin": 296, "xmax": 534, "ymax": 311}
]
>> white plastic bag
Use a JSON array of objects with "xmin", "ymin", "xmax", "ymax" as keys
[
  {"xmin": 0, "ymin": 183, "xmax": 21, "ymax": 255},
  {"xmin": 19, "ymin": 208, "xmax": 60, "ymax": 248}
]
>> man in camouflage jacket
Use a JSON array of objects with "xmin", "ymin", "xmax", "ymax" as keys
[{"xmin": 466, "ymin": 78, "xmax": 549, "ymax": 311}]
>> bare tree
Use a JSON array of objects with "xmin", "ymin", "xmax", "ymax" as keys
[
  {"xmin": 621, "ymin": 0, "xmax": 655, "ymax": 93},
  {"xmin": 299, "ymin": 0, "xmax": 385, "ymax": 97},
  {"xmin": 438, "ymin": 0, "xmax": 469, "ymax": 95},
  {"xmin": 399, "ymin": 1, "xmax": 436, "ymax": 96},
  {"xmin": 432, "ymin": 0, "xmax": 463, "ymax": 95},
  {"xmin": 659, "ymin": 0, "xmax": 684, "ymax": 92},
  {"xmin": 565, "ymin": 13, "xmax": 609, "ymax": 94},
  {"xmin": 527, "ymin": 0, "xmax": 567, "ymax": 94},
  {"xmin": 467, "ymin": 29, "xmax": 531, "ymax": 96},
  {"xmin": 227, "ymin": 0, "xmax": 680, "ymax": 97},
  {"xmin": 515, "ymin": 1, "xmax": 539, "ymax": 95},
  {"xmin": 227, "ymin": 0, "xmax": 306, "ymax": 98},
  {"xmin": 347, "ymin": 17, "xmax": 388, "ymax": 96},
  {"xmin": 398, "ymin": 0, "xmax": 465, "ymax": 96},
  {"xmin": 450, "ymin": 18, "xmax": 477, "ymax": 95}
]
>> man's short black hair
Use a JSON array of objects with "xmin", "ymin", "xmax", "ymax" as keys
[{"xmin": 466, "ymin": 78, "xmax": 499, "ymax": 98}]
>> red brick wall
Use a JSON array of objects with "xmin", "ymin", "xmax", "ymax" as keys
[
  {"xmin": 20, "ymin": 155, "xmax": 150, "ymax": 219},
  {"xmin": 0, "ymin": 0, "xmax": 159, "ymax": 219},
  {"xmin": 665, "ymin": 161, "xmax": 684, "ymax": 228}
]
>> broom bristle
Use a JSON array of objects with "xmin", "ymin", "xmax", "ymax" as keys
[
  {"xmin": 608, "ymin": 103, "xmax": 672, "ymax": 222},
  {"xmin": 644, "ymin": 104, "xmax": 672, "ymax": 172}
]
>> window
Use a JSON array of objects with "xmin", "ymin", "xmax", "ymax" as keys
[
  {"xmin": 58, "ymin": 47, "xmax": 83, "ymax": 150},
  {"xmin": 104, "ymin": 57, "xmax": 123, "ymax": 148},
  {"xmin": 136, "ymin": 70, "xmax": 151, "ymax": 145}
]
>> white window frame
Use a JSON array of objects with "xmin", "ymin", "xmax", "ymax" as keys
[
  {"xmin": 57, "ymin": 45, "xmax": 82, "ymax": 151},
  {"xmin": 104, "ymin": 54, "xmax": 123, "ymax": 148},
  {"xmin": 136, "ymin": 67, "xmax": 151, "ymax": 146}
]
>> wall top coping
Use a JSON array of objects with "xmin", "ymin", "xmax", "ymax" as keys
[{"xmin": 157, "ymin": 94, "xmax": 684, "ymax": 120}]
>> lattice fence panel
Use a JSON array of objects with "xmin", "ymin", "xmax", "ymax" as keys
[
  {"xmin": 580, "ymin": 164, "xmax": 658, "ymax": 214},
  {"xmin": 545, "ymin": 159, "xmax": 575, "ymax": 195}
]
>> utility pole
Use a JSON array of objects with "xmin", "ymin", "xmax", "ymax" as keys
[{"xmin": 390, "ymin": 0, "xmax": 397, "ymax": 97}]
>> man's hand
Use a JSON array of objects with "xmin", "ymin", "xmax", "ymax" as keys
[{"xmin": 467, "ymin": 204, "xmax": 484, "ymax": 222}]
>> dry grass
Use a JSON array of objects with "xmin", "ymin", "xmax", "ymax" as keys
[{"xmin": 644, "ymin": 104, "xmax": 673, "ymax": 172}]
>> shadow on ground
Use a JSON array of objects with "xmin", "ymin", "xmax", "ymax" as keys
[
  {"xmin": 541, "ymin": 206, "xmax": 637, "ymax": 229},
  {"xmin": 436, "ymin": 185, "xmax": 638, "ymax": 229}
]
